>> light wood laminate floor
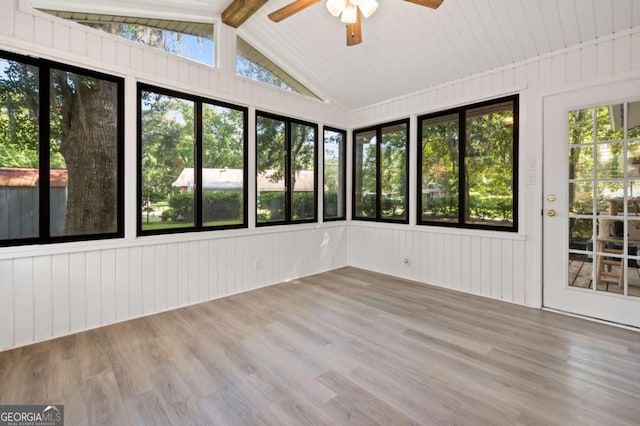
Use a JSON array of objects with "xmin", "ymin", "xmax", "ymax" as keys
[{"xmin": 2, "ymin": 267, "xmax": 640, "ymax": 425}]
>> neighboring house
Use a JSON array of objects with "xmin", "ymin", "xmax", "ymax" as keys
[
  {"xmin": 0, "ymin": 167, "xmax": 68, "ymax": 238},
  {"xmin": 171, "ymin": 168, "xmax": 318, "ymax": 193}
]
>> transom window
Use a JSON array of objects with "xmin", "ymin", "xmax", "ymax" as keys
[{"xmin": 40, "ymin": 10, "xmax": 215, "ymax": 66}]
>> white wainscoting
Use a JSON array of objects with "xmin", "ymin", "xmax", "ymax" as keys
[
  {"xmin": 348, "ymin": 224, "xmax": 531, "ymax": 306},
  {"xmin": 0, "ymin": 225, "xmax": 347, "ymax": 350}
]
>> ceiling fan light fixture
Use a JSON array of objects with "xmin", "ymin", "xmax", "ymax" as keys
[
  {"xmin": 340, "ymin": 3, "xmax": 358, "ymax": 24},
  {"xmin": 326, "ymin": 0, "xmax": 346, "ymax": 17},
  {"xmin": 359, "ymin": 0, "xmax": 378, "ymax": 18}
]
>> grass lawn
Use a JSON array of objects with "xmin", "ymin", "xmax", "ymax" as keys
[{"xmin": 141, "ymin": 216, "xmax": 243, "ymax": 231}]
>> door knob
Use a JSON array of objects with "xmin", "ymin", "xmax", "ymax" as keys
[{"xmin": 546, "ymin": 209, "xmax": 556, "ymax": 217}]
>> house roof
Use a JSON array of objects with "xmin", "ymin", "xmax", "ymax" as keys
[
  {"xmin": 31, "ymin": 0, "xmax": 640, "ymax": 110},
  {"xmin": 0, "ymin": 167, "xmax": 68, "ymax": 187}
]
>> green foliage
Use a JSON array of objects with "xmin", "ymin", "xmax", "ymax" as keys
[
  {"xmin": 168, "ymin": 192, "xmax": 194, "ymax": 222},
  {"xmin": 257, "ymin": 191, "xmax": 285, "ymax": 222},
  {"xmin": 203, "ymin": 191, "xmax": 242, "ymax": 222},
  {"xmin": 324, "ymin": 189, "xmax": 340, "ymax": 217},
  {"xmin": 292, "ymin": 192, "xmax": 315, "ymax": 220}
]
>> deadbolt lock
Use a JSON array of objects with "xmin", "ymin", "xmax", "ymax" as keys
[
  {"xmin": 547, "ymin": 194, "xmax": 556, "ymax": 202},
  {"xmin": 546, "ymin": 209, "xmax": 556, "ymax": 217}
]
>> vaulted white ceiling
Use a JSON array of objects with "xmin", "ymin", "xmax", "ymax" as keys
[{"xmin": 36, "ymin": 0, "xmax": 640, "ymax": 110}]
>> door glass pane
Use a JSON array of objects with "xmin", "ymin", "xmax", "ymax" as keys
[
  {"xmin": 596, "ymin": 181, "xmax": 624, "ymax": 215},
  {"xmin": 569, "ymin": 146, "xmax": 592, "ymax": 180},
  {"xmin": 569, "ymin": 108, "xmax": 594, "ymax": 145},
  {"xmin": 596, "ymin": 142, "xmax": 623, "ymax": 178},
  {"xmin": 256, "ymin": 115, "xmax": 285, "ymax": 223},
  {"xmin": 569, "ymin": 182, "xmax": 593, "ymax": 215},
  {"xmin": 51, "ymin": 68, "xmax": 120, "ymax": 237},
  {"xmin": 140, "ymin": 90, "xmax": 195, "ymax": 231},
  {"xmin": 569, "ymin": 253, "xmax": 592, "ymax": 289},
  {"xmin": 202, "ymin": 103, "xmax": 244, "ymax": 227},
  {"xmin": 380, "ymin": 123, "xmax": 407, "ymax": 221},
  {"xmin": 596, "ymin": 105, "xmax": 624, "ymax": 142},
  {"xmin": 628, "ymin": 101, "xmax": 640, "ymax": 140},
  {"xmin": 627, "ymin": 260, "xmax": 640, "ymax": 297},
  {"xmin": 354, "ymin": 130, "xmax": 377, "ymax": 218},
  {"xmin": 0, "ymin": 58, "xmax": 39, "ymax": 241},
  {"xmin": 290, "ymin": 122, "xmax": 315, "ymax": 221},
  {"xmin": 628, "ymin": 141, "xmax": 640, "ymax": 177},
  {"xmin": 420, "ymin": 114, "xmax": 459, "ymax": 223},
  {"xmin": 570, "ymin": 218, "xmax": 593, "ymax": 251}
]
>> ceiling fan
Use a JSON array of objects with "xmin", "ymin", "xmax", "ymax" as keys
[
  {"xmin": 268, "ymin": 0, "xmax": 443, "ymax": 46},
  {"xmin": 221, "ymin": 0, "xmax": 443, "ymax": 47}
]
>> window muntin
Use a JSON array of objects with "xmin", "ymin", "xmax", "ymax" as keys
[
  {"xmin": 256, "ymin": 112, "xmax": 317, "ymax": 226},
  {"xmin": 418, "ymin": 95, "xmax": 518, "ymax": 231},
  {"xmin": 323, "ymin": 128, "xmax": 346, "ymax": 221},
  {"xmin": 353, "ymin": 120, "xmax": 409, "ymax": 223},
  {"xmin": 0, "ymin": 50, "xmax": 124, "ymax": 246},
  {"xmin": 138, "ymin": 84, "xmax": 248, "ymax": 235}
]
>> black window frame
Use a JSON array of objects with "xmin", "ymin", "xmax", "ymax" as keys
[
  {"xmin": 323, "ymin": 126, "xmax": 347, "ymax": 222},
  {"xmin": 352, "ymin": 118, "xmax": 410, "ymax": 224},
  {"xmin": 137, "ymin": 83, "xmax": 249, "ymax": 236},
  {"xmin": 416, "ymin": 94, "xmax": 519, "ymax": 232},
  {"xmin": 255, "ymin": 110, "xmax": 318, "ymax": 226},
  {"xmin": 0, "ymin": 49, "xmax": 125, "ymax": 248}
]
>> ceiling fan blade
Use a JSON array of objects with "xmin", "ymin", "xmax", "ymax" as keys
[
  {"xmin": 403, "ymin": 0, "xmax": 444, "ymax": 9},
  {"xmin": 268, "ymin": 0, "xmax": 321, "ymax": 22},
  {"xmin": 222, "ymin": 0, "xmax": 269, "ymax": 28},
  {"xmin": 346, "ymin": 12, "xmax": 362, "ymax": 46}
]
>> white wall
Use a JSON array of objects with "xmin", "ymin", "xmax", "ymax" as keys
[
  {"xmin": 0, "ymin": 0, "xmax": 349, "ymax": 351},
  {"xmin": 347, "ymin": 26, "xmax": 640, "ymax": 308}
]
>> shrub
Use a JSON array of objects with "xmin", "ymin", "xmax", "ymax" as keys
[
  {"xmin": 168, "ymin": 192, "xmax": 194, "ymax": 222},
  {"xmin": 203, "ymin": 191, "xmax": 242, "ymax": 222}
]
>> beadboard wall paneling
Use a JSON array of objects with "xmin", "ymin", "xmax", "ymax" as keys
[
  {"xmin": 346, "ymin": 26, "xmax": 640, "ymax": 309},
  {"xmin": 348, "ymin": 225, "xmax": 529, "ymax": 306},
  {"xmin": 0, "ymin": 226, "xmax": 347, "ymax": 350}
]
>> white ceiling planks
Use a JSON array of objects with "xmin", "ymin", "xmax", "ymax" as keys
[{"xmin": 36, "ymin": 0, "xmax": 640, "ymax": 109}]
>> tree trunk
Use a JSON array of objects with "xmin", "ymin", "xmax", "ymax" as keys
[{"xmin": 57, "ymin": 74, "xmax": 118, "ymax": 236}]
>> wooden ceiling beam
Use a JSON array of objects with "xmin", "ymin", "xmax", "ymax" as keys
[
  {"xmin": 403, "ymin": 0, "xmax": 443, "ymax": 9},
  {"xmin": 222, "ymin": 0, "xmax": 269, "ymax": 28}
]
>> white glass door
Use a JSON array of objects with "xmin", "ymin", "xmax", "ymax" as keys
[{"xmin": 543, "ymin": 79, "xmax": 640, "ymax": 327}]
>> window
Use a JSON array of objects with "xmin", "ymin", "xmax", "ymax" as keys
[
  {"xmin": 256, "ymin": 112, "xmax": 317, "ymax": 225},
  {"xmin": 418, "ymin": 95, "xmax": 518, "ymax": 231},
  {"xmin": 323, "ymin": 127, "xmax": 347, "ymax": 221},
  {"xmin": 236, "ymin": 37, "xmax": 319, "ymax": 99},
  {"xmin": 353, "ymin": 120, "xmax": 409, "ymax": 223},
  {"xmin": 40, "ymin": 10, "xmax": 215, "ymax": 66},
  {"xmin": 138, "ymin": 84, "xmax": 247, "ymax": 235},
  {"xmin": 0, "ymin": 50, "xmax": 124, "ymax": 246}
]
